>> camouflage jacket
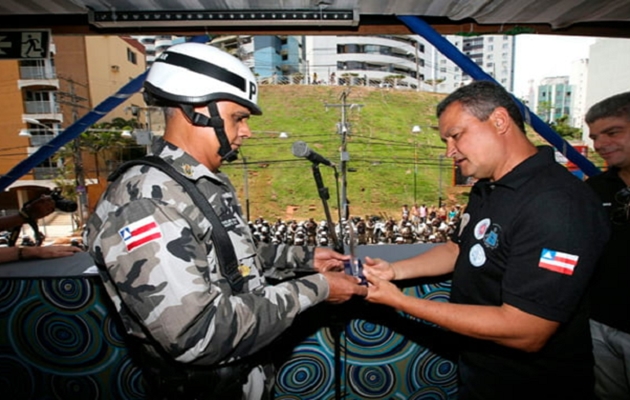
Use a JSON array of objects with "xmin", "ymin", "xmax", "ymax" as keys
[{"xmin": 85, "ymin": 137, "xmax": 329, "ymax": 366}]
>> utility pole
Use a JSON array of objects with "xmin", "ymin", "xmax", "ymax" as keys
[
  {"xmin": 57, "ymin": 76, "xmax": 89, "ymax": 228},
  {"xmin": 325, "ymin": 89, "xmax": 363, "ymax": 221}
]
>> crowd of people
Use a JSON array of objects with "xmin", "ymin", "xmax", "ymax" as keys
[{"xmin": 248, "ymin": 204, "xmax": 463, "ymax": 247}]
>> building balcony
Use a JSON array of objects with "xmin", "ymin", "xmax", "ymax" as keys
[
  {"xmin": 32, "ymin": 167, "xmax": 59, "ymax": 180},
  {"xmin": 17, "ymin": 66, "xmax": 59, "ymax": 89},
  {"xmin": 23, "ymin": 101, "xmax": 61, "ymax": 115},
  {"xmin": 28, "ymin": 134, "xmax": 56, "ymax": 147}
]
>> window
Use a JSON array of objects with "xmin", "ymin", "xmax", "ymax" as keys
[{"xmin": 127, "ymin": 48, "xmax": 137, "ymax": 64}]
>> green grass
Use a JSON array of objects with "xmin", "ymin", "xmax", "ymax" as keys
[
  {"xmin": 221, "ymin": 85, "xmax": 460, "ymax": 221},
  {"xmin": 220, "ymin": 85, "xmax": 604, "ymax": 221}
]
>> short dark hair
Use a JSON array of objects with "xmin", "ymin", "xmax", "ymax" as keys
[
  {"xmin": 585, "ymin": 91, "xmax": 630, "ymax": 124},
  {"xmin": 436, "ymin": 80, "xmax": 526, "ymax": 133}
]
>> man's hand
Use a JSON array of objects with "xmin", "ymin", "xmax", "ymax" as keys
[
  {"xmin": 23, "ymin": 195, "xmax": 56, "ymax": 220},
  {"xmin": 363, "ymin": 271, "xmax": 404, "ymax": 308},
  {"xmin": 313, "ymin": 247, "xmax": 350, "ymax": 272},
  {"xmin": 362, "ymin": 256, "xmax": 396, "ymax": 281},
  {"xmin": 23, "ymin": 245, "xmax": 83, "ymax": 260},
  {"xmin": 321, "ymin": 271, "xmax": 367, "ymax": 303}
]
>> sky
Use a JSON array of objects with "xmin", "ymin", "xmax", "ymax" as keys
[{"xmin": 513, "ymin": 34, "xmax": 597, "ymax": 98}]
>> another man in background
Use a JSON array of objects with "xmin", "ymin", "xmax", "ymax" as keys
[{"xmin": 585, "ymin": 91, "xmax": 630, "ymax": 399}]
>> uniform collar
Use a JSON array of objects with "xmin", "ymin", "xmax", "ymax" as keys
[{"xmin": 151, "ymin": 136, "xmax": 229, "ymax": 184}]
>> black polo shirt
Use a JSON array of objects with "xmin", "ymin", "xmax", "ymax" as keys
[
  {"xmin": 450, "ymin": 146, "xmax": 609, "ymax": 400},
  {"xmin": 586, "ymin": 168, "xmax": 630, "ymax": 333}
]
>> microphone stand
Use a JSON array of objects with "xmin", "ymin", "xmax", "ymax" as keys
[
  {"xmin": 311, "ymin": 163, "xmax": 342, "ymax": 253},
  {"xmin": 309, "ymin": 162, "xmax": 344, "ymax": 400}
]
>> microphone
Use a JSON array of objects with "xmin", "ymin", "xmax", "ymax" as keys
[{"xmin": 292, "ymin": 141, "xmax": 335, "ymax": 167}]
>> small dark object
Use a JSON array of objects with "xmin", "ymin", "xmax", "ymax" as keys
[{"xmin": 50, "ymin": 188, "xmax": 78, "ymax": 212}]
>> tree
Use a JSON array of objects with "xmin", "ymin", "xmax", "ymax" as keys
[{"xmin": 549, "ymin": 115, "xmax": 582, "ymax": 140}]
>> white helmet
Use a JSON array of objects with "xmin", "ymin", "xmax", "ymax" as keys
[{"xmin": 144, "ymin": 42, "xmax": 261, "ymax": 115}]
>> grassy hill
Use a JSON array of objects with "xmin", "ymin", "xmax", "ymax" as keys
[{"xmin": 220, "ymin": 85, "xmax": 464, "ymax": 221}]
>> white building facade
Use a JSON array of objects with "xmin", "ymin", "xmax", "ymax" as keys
[
  {"xmin": 305, "ymin": 35, "xmax": 431, "ymax": 89},
  {"xmin": 432, "ymin": 34, "xmax": 516, "ymax": 94}
]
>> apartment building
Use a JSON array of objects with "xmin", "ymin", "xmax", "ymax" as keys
[{"xmin": 0, "ymin": 35, "xmax": 146, "ymax": 210}]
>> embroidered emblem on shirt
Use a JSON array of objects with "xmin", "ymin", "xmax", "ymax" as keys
[
  {"xmin": 474, "ymin": 218, "xmax": 491, "ymax": 240},
  {"xmin": 119, "ymin": 216, "xmax": 162, "ymax": 252},
  {"xmin": 238, "ymin": 264, "xmax": 251, "ymax": 277},
  {"xmin": 538, "ymin": 249, "xmax": 579, "ymax": 275},
  {"xmin": 182, "ymin": 164, "xmax": 194, "ymax": 177},
  {"xmin": 469, "ymin": 243, "xmax": 486, "ymax": 267},
  {"xmin": 482, "ymin": 224, "xmax": 501, "ymax": 249}
]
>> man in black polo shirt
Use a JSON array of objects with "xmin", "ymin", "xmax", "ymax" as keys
[
  {"xmin": 585, "ymin": 91, "xmax": 630, "ymax": 399},
  {"xmin": 363, "ymin": 80, "xmax": 609, "ymax": 399}
]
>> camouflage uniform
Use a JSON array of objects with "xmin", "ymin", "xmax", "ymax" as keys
[{"xmin": 85, "ymin": 137, "xmax": 329, "ymax": 398}]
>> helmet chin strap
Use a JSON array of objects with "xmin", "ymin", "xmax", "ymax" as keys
[{"xmin": 180, "ymin": 102, "xmax": 238, "ymax": 163}]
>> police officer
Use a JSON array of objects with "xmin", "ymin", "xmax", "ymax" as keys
[{"xmin": 85, "ymin": 42, "xmax": 366, "ymax": 399}]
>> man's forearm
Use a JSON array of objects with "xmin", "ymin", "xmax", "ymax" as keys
[{"xmin": 391, "ymin": 241, "xmax": 458, "ymax": 280}]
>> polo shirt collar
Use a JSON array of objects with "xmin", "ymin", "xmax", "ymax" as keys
[{"xmin": 492, "ymin": 145, "xmax": 556, "ymax": 190}]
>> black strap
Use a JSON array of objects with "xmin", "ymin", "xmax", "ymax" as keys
[{"xmin": 109, "ymin": 156, "xmax": 245, "ymax": 293}]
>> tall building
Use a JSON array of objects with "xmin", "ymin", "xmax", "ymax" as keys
[
  {"xmin": 0, "ymin": 35, "xmax": 147, "ymax": 211},
  {"xmin": 537, "ymin": 76, "xmax": 572, "ymax": 123},
  {"xmin": 133, "ymin": 35, "xmax": 185, "ymax": 68},
  {"xmin": 583, "ymin": 38, "xmax": 630, "ymax": 142},
  {"xmin": 433, "ymin": 34, "xmax": 516, "ymax": 93},
  {"xmin": 305, "ymin": 35, "xmax": 428, "ymax": 89},
  {"xmin": 211, "ymin": 35, "xmax": 305, "ymax": 81},
  {"xmin": 569, "ymin": 58, "xmax": 589, "ymax": 128}
]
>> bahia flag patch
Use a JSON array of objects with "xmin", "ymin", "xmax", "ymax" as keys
[
  {"xmin": 538, "ymin": 248, "xmax": 579, "ymax": 276},
  {"xmin": 119, "ymin": 216, "xmax": 162, "ymax": 252}
]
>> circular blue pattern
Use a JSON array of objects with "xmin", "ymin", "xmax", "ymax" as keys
[
  {"xmin": 275, "ymin": 344, "xmax": 335, "ymax": 398},
  {"xmin": 347, "ymin": 364, "xmax": 396, "ymax": 399},
  {"xmin": 343, "ymin": 320, "xmax": 416, "ymax": 365},
  {"xmin": 408, "ymin": 351, "xmax": 458, "ymax": 396},
  {"xmin": 40, "ymin": 278, "xmax": 94, "ymax": 311},
  {"xmin": 113, "ymin": 355, "xmax": 146, "ymax": 400},
  {"xmin": 408, "ymin": 386, "xmax": 450, "ymax": 400},
  {"xmin": 9, "ymin": 298, "xmax": 118, "ymax": 374},
  {"xmin": 50, "ymin": 374, "xmax": 100, "ymax": 399},
  {"xmin": 0, "ymin": 279, "xmax": 29, "ymax": 315}
]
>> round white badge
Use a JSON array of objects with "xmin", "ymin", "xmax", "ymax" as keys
[
  {"xmin": 469, "ymin": 243, "xmax": 486, "ymax": 267},
  {"xmin": 474, "ymin": 218, "xmax": 491, "ymax": 240}
]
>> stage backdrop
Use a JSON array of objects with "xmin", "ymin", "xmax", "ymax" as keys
[{"xmin": 0, "ymin": 245, "xmax": 459, "ymax": 399}]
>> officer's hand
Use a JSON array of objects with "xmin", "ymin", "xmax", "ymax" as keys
[
  {"xmin": 313, "ymin": 247, "xmax": 350, "ymax": 272},
  {"xmin": 321, "ymin": 271, "xmax": 367, "ymax": 303},
  {"xmin": 362, "ymin": 256, "xmax": 396, "ymax": 281}
]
